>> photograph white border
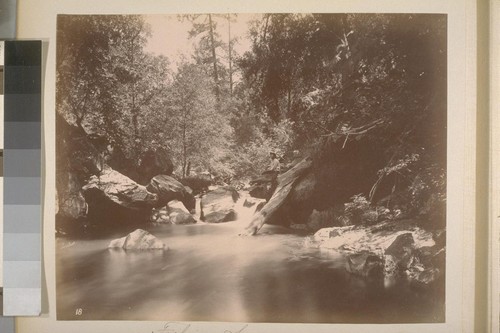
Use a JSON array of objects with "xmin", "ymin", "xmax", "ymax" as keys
[{"xmin": 15, "ymin": 0, "xmax": 477, "ymax": 332}]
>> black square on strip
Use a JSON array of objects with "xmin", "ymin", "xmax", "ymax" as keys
[
  {"xmin": 4, "ymin": 66, "xmax": 41, "ymax": 94},
  {"xmin": 5, "ymin": 41, "xmax": 42, "ymax": 66}
]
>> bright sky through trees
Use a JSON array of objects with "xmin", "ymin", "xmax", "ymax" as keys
[{"xmin": 144, "ymin": 14, "xmax": 257, "ymax": 72}]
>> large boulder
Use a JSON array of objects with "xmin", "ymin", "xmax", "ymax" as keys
[
  {"xmin": 150, "ymin": 201, "xmax": 196, "ymax": 224},
  {"xmin": 83, "ymin": 168, "xmax": 158, "ymax": 209},
  {"xmin": 384, "ymin": 233, "xmax": 415, "ymax": 270},
  {"xmin": 180, "ymin": 175, "xmax": 212, "ymax": 195},
  {"xmin": 166, "ymin": 200, "xmax": 196, "ymax": 224},
  {"xmin": 315, "ymin": 220, "xmax": 435, "ymax": 253},
  {"xmin": 200, "ymin": 186, "xmax": 239, "ymax": 223},
  {"xmin": 283, "ymin": 171, "xmax": 317, "ymax": 226},
  {"xmin": 313, "ymin": 225, "xmax": 356, "ymax": 242},
  {"xmin": 147, "ymin": 175, "xmax": 196, "ymax": 212},
  {"xmin": 108, "ymin": 229, "xmax": 166, "ymax": 250},
  {"xmin": 310, "ymin": 220, "xmax": 443, "ymax": 285},
  {"xmin": 243, "ymin": 135, "xmax": 414, "ymax": 235},
  {"xmin": 82, "ymin": 167, "xmax": 158, "ymax": 226}
]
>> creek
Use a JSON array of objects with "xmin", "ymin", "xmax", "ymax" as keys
[{"xmin": 56, "ymin": 195, "xmax": 444, "ymax": 322}]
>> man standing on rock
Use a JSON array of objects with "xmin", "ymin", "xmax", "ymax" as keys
[
  {"xmin": 268, "ymin": 152, "xmax": 281, "ymax": 173},
  {"xmin": 266, "ymin": 152, "xmax": 281, "ymax": 201}
]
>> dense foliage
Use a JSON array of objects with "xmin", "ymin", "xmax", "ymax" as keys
[
  {"xmin": 238, "ymin": 14, "xmax": 446, "ymax": 222},
  {"xmin": 57, "ymin": 13, "xmax": 446, "ymax": 224}
]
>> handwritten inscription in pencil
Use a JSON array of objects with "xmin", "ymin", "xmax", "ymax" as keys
[{"xmin": 153, "ymin": 322, "xmax": 248, "ymax": 333}]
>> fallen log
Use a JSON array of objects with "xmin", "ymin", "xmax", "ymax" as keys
[{"xmin": 242, "ymin": 157, "xmax": 313, "ymax": 235}]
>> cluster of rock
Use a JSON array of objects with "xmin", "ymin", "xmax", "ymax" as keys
[
  {"xmin": 106, "ymin": 185, "xmax": 242, "ymax": 250},
  {"xmin": 58, "ymin": 116, "xmax": 445, "ymax": 285},
  {"xmin": 242, "ymin": 154, "xmax": 445, "ymax": 289},
  {"xmin": 66, "ymin": 168, "xmax": 241, "ymax": 230},
  {"xmin": 150, "ymin": 200, "xmax": 196, "ymax": 225},
  {"xmin": 56, "ymin": 114, "xmax": 242, "ymax": 235},
  {"xmin": 309, "ymin": 220, "xmax": 445, "ymax": 286}
]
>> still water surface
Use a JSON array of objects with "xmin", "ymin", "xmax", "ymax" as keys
[{"xmin": 56, "ymin": 203, "xmax": 444, "ymax": 322}]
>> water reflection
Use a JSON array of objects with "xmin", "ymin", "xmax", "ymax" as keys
[{"xmin": 56, "ymin": 207, "xmax": 444, "ymax": 322}]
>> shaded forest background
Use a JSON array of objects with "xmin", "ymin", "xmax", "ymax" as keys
[{"xmin": 56, "ymin": 14, "xmax": 446, "ymax": 230}]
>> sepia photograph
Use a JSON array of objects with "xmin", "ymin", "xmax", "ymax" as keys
[{"xmin": 55, "ymin": 13, "xmax": 447, "ymax": 323}]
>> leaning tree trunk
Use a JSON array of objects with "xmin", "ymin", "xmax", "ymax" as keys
[{"xmin": 242, "ymin": 157, "xmax": 312, "ymax": 235}]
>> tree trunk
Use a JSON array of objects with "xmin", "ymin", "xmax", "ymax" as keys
[
  {"xmin": 208, "ymin": 14, "xmax": 220, "ymax": 104},
  {"xmin": 182, "ymin": 110, "xmax": 187, "ymax": 178},
  {"xmin": 227, "ymin": 15, "xmax": 233, "ymax": 97},
  {"xmin": 242, "ymin": 157, "xmax": 313, "ymax": 235},
  {"xmin": 130, "ymin": 34, "xmax": 141, "ymax": 159}
]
